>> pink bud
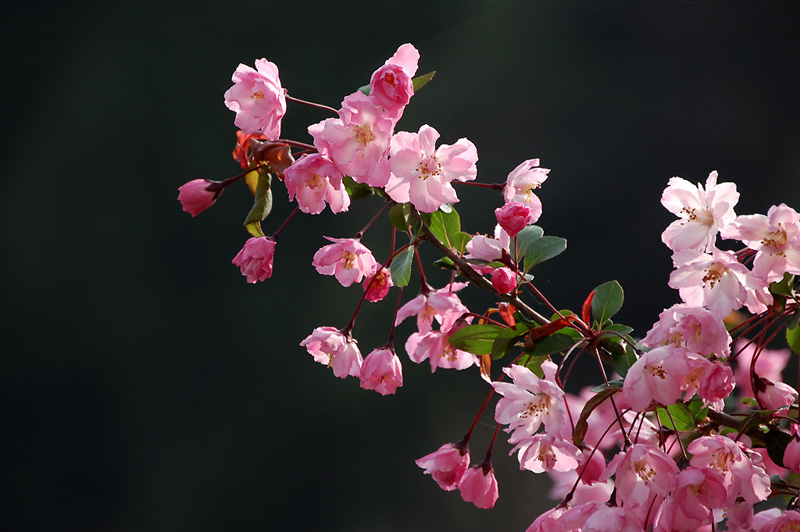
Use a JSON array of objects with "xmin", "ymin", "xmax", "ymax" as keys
[
  {"xmin": 232, "ymin": 236, "xmax": 276, "ymax": 283},
  {"xmin": 491, "ymin": 267, "xmax": 516, "ymax": 294},
  {"xmin": 757, "ymin": 378, "xmax": 797, "ymax": 410},
  {"xmin": 359, "ymin": 347, "xmax": 403, "ymax": 395},
  {"xmin": 459, "ymin": 462, "xmax": 499, "ymax": 509},
  {"xmin": 178, "ymin": 179, "xmax": 220, "ymax": 217},
  {"xmin": 362, "ymin": 267, "xmax": 393, "ymax": 302},
  {"xmin": 495, "ymin": 201, "xmax": 534, "ymax": 238}
]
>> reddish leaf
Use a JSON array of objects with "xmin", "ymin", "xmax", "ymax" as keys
[
  {"xmin": 527, "ymin": 316, "xmax": 577, "ymax": 342},
  {"xmin": 498, "ymin": 303, "xmax": 516, "ymax": 327},
  {"xmin": 582, "ymin": 290, "xmax": 596, "ymax": 326},
  {"xmin": 480, "ymin": 354, "xmax": 492, "ymax": 384}
]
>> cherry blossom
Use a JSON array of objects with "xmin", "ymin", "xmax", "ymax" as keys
[
  {"xmin": 385, "ymin": 124, "xmax": 478, "ymax": 212},
  {"xmin": 503, "ymin": 159, "xmax": 549, "ymax": 219},
  {"xmin": 300, "ymin": 326, "xmax": 362, "ymax": 378},
  {"xmin": 603, "ymin": 443, "xmax": 678, "ymax": 509},
  {"xmin": 758, "ymin": 509, "xmax": 800, "ymax": 532},
  {"xmin": 465, "ymin": 224, "xmax": 511, "ymax": 265},
  {"xmin": 653, "ymin": 466, "xmax": 726, "ymax": 532},
  {"xmin": 312, "ymin": 237, "xmax": 378, "ymax": 287},
  {"xmin": 231, "ymin": 236, "xmax": 276, "ymax": 283},
  {"xmin": 669, "ymin": 247, "xmax": 752, "ymax": 318},
  {"xmin": 459, "ymin": 462, "xmax": 499, "ymax": 509},
  {"xmin": 622, "ymin": 345, "xmax": 692, "ymax": 411},
  {"xmin": 177, "ymin": 179, "xmax": 221, "ymax": 217},
  {"xmin": 643, "ymin": 304, "xmax": 731, "ymax": 357},
  {"xmin": 688, "ymin": 434, "xmax": 771, "ymax": 505},
  {"xmin": 511, "ymin": 433, "xmax": 581, "ymax": 474},
  {"xmin": 557, "ymin": 502, "xmax": 643, "ymax": 532},
  {"xmin": 415, "ymin": 441, "xmax": 470, "ymax": 491},
  {"xmin": 359, "ymin": 347, "xmax": 403, "ymax": 395},
  {"xmin": 404, "ymin": 324, "xmax": 479, "ymax": 372},
  {"xmin": 395, "ymin": 283, "xmax": 468, "ymax": 334},
  {"xmin": 755, "ymin": 376, "xmax": 797, "ymax": 410},
  {"xmin": 660, "ymin": 170, "xmax": 738, "ymax": 252},
  {"xmin": 224, "ymin": 59, "xmax": 286, "ymax": 138},
  {"xmin": 362, "ymin": 266, "xmax": 393, "ymax": 302},
  {"xmin": 495, "ymin": 202, "xmax": 534, "ymax": 238},
  {"xmin": 368, "ymin": 43, "xmax": 419, "ymax": 121},
  {"xmin": 308, "ymin": 92, "xmax": 393, "ymax": 186},
  {"xmin": 491, "ymin": 267, "xmax": 516, "ymax": 294},
  {"xmin": 283, "ymin": 153, "xmax": 349, "ymax": 215}
]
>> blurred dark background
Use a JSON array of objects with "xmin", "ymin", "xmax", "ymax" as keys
[{"xmin": 2, "ymin": 1, "xmax": 799, "ymax": 531}]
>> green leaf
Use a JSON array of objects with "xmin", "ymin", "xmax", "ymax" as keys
[
  {"xmin": 451, "ymin": 232, "xmax": 472, "ymax": 254},
  {"xmin": 244, "ymin": 222, "xmax": 265, "ymax": 238},
  {"xmin": 433, "ymin": 257, "xmax": 455, "ymax": 270},
  {"xmin": 242, "ymin": 169, "xmax": 273, "ymax": 226},
  {"xmin": 390, "ymin": 246, "xmax": 414, "ymax": 287},
  {"xmin": 656, "ymin": 403, "xmax": 695, "ymax": 431},
  {"xmin": 448, "ymin": 324, "xmax": 505, "ymax": 356},
  {"xmin": 766, "ymin": 430, "xmax": 793, "ymax": 468},
  {"xmin": 389, "ymin": 203, "xmax": 413, "ymax": 232},
  {"xmin": 514, "ymin": 225, "xmax": 544, "ymax": 256},
  {"xmin": 528, "ymin": 332, "xmax": 581, "ymax": 357},
  {"xmin": 770, "ymin": 273, "xmax": 795, "ymax": 297},
  {"xmin": 491, "ymin": 323, "xmax": 530, "ymax": 360},
  {"xmin": 343, "ymin": 175, "xmax": 373, "ymax": 200},
  {"xmin": 522, "ymin": 236, "xmax": 567, "ymax": 271},
  {"xmin": 524, "ymin": 355, "xmax": 546, "ymax": 378},
  {"xmin": 591, "ymin": 280, "xmax": 624, "ymax": 325},
  {"xmin": 429, "ymin": 208, "xmax": 462, "ymax": 250},
  {"xmin": 609, "ymin": 343, "xmax": 638, "ymax": 378},
  {"xmin": 590, "ymin": 379, "xmax": 624, "ymax": 393},
  {"xmin": 412, "ymin": 71, "xmax": 436, "ymax": 92},
  {"xmin": 687, "ymin": 399, "xmax": 709, "ymax": 423},
  {"xmin": 787, "ymin": 322, "xmax": 800, "ymax": 355}
]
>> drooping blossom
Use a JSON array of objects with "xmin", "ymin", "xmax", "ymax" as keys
[
  {"xmin": 622, "ymin": 346, "xmax": 692, "ymax": 411},
  {"xmin": 503, "ymin": 159, "xmax": 549, "ymax": 219},
  {"xmin": 669, "ymin": 247, "xmax": 752, "ymax": 318},
  {"xmin": 660, "ymin": 171, "xmax": 738, "ymax": 252},
  {"xmin": 395, "ymin": 282, "xmax": 468, "ymax": 334},
  {"xmin": 526, "ymin": 506, "xmax": 568, "ymax": 532},
  {"xmin": 359, "ymin": 347, "xmax": 403, "ymax": 395},
  {"xmin": 755, "ymin": 376, "xmax": 797, "ymax": 410},
  {"xmin": 495, "ymin": 202, "xmax": 534, "ymax": 238},
  {"xmin": 459, "ymin": 462, "xmax": 499, "ymax": 509},
  {"xmin": 415, "ymin": 441, "xmax": 470, "ymax": 491},
  {"xmin": 511, "ymin": 433, "xmax": 581, "ymax": 474},
  {"xmin": 308, "ymin": 92, "xmax": 393, "ymax": 186},
  {"xmin": 178, "ymin": 179, "xmax": 221, "ymax": 217},
  {"xmin": 231, "ymin": 236, "xmax": 277, "ymax": 283},
  {"xmin": 758, "ymin": 509, "xmax": 800, "ymax": 532},
  {"xmin": 653, "ymin": 467, "xmax": 727, "ymax": 532},
  {"xmin": 368, "ymin": 43, "xmax": 419, "ymax": 121},
  {"xmin": 385, "ymin": 124, "xmax": 478, "ymax": 212},
  {"xmin": 643, "ymin": 304, "xmax": 731, "ymax": 357},
  {"xmin": 405, "ymin": 323, "xmax": 479, "ymax": 372},
  {"xmin": 722, "ymin": 203, "xmax": 800, "ymax": 282},
  {"xmin": 733, "ymin": 340, "xmax": 791, "ymax": 400},
  {"xmin": 602, "ymin": 444, "xmax": 678, "ymax": 509},
  {"xmin": 300, "ymin": 326, "xmax": 362, "ymax": 378},
  {"xmin": 283, "ymin": 153, "xmax": 350, "ymax": 215},
  {"xmin": 697, "ymin": 360, "xmax": 735, "ymax": 404},
  {"xmin": 783, "ymin": 434, "xmax": 800, "ymax": 473},
  {"xmin": 491, "ymin": 267, "xmax": 516, "ymax": 294},
  {"xmin": 493, "ymin": 361, "xmax": 569, "ymax": 442},
  {"xmin": 362, "ymin": 266, "xmax": 393, "ymax": 302},
  {"xmin": 224, "ymin": 59, "xmax": 287, "ymax": 138},
  {"xmin": 556, "ymin": 502, "xmax": 643, "ymax": 532},
  {"xmin": 688, "ymin": 434, "xmax": 771, "ymax": 505},
  {"xmin": 312, "ymin": 237, "xmax": 378, "ymax": 287},
  {"xmin": 547, "ymin": 450, "xmax": 613, "ymax": 506}
]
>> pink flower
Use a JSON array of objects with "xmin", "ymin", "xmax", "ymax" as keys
[
  {"xmin": 224, "ymin": 59, "xmax": 287, "ymax": 138},
  {"xmin": 653, "ymin": 467, "xmax": 727, "ymax": 532},
  {"xmin": 385, "ymin": 124, "xmax": 478, "ymax": 212},
  {"xmin": 723, "ymin": 203, "xmax": 800, "ymax": 282},
  {"xmin": 368, "ymin": 43, "xmax": 419, "ymax": 121},
  {"xmin": 312, "ymin": 237, "xmax": 378, "ymax": 287},
  {"xmin": 643, "ymin": 304, "xmax": 731, "ymax": 357},
  {"xmin": 622, "ymin": 346, "xmax": 691, "ymax": 411},
  {"xmin": 359, "ymin": 347, "xmax": 403, "ymax": 395},
  {"xmin": 660, "ymin": 171, "xmax": 738, "ymax": 252},
  {"xmin": 491, "ymin": 267, "xmax": 516, "ymax": 294},
  {"xmin": 756, "ymin": 377, "xmax": 796, "ymax": 410},
  {"xmin": 557, "ymin": 502, "xmax": 643, "ymax": 532},
  {"xmin": 495, "ymin": 202, "xmax": 534, "ymax": 237},
  {"xmin": 178, "ymin": 179, "xmax": 221, "ymax": 217},
  {"xmin": 697, "ymin": 360, "xmax": 735, "ymax": 403},
  {"xmin": 688, "ymin": 434, "xmax": 771, "ymax": 505},
  {"xmin": 231, "ymin": 236, "xmax": 276, "ymax": 283},
  {"xmin": 465, "ymin": 224, "xmax": 511, "ymax": 263},
  {"xmin": 759, "ymin": 510, "xmax": 800, "ymax": 532},
  {"xmin": 669, "ymin": 247, "xmax": 751, "ymax": 318},
  {"xmin": 404, "ymin": 325, "xmax": 479, "ymax": 372},
  {"xmin": 511, "ymin": 434, "xmax": 581, "ymax": 473},
  {"xmin": 734, "ymin": 341, "xmax": 791, "ymax": 400},
  {"xmin": 308, "ymin": 92, "xmax": 393, "ymax": 186},
  {"xmin": 362, "ymin": 266, "xmax": 393, "ymax": 302},
  {"xmin": 459, "ymin": 462, "xmax": 499, "ymax": 509},
  {"xmin": 503, "ymin": 159, "xmax": 549, "ymax": 219},
  {"xmin": 395, "ymin": 283, "xmax": 468, "ymax": 334},
  {"xmin": 783, "ymin": 435, "xmax": 800, "ymax": 473},
  {"xmin": 300, "ymin": 326, "xmax": 362, "ymax": 378},
  {"xmin": 604, "ymin": 444, "xmax": 678, "ymax": 509},
  {"xmin": 283, "ymin": 153, "xmax": 350, "ymax": 215},
  {"xmin": 415, "ymin": 441, "xmax": 470, "ymax": 491}
]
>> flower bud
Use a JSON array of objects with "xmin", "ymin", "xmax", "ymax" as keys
[
  {"xmin": 459, "ymin": 462, "xmax": 499, "ymax": 509},
  {"xmin": 360, "ymin": 347, "xmax": 403, "ymax": 395},
  {"xmin": 177, "ymin": 179, "xmax": 220, "ymax": 217},
  {"xmin": 491, "ymin": 267, "xmax": 516, "ymax": 294},
  {"xmin": 495, "ymin": 202, "xmax": 534, "ymax": 238},
  {"xmin": 232, "ymin": 236, "xmax": 276, "ymax": 283}
]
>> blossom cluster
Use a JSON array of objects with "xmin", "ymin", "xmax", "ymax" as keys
[{"xmin": 178, "ymin": 44, "xmax": 800, "ymax": 531}]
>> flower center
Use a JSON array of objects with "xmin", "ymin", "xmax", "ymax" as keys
[
  {"xmin": 250, "ymin": 90, "xmax": 265, "ymax": 100},
  {"xmin": 306, "ymin": 174, "xmax": 324, "ymax": 190},
  {"xmin": 762, "ymin": 228, "xmax": 788, "ymax": 252},
  {"xmin": 702, "ymin": 262, "xmax": 728, "ymax": 289},
  {"xmin": 416, "ymin": 156, "xmax": 440, "ymax": 180},
  {"xmin": 352, "ymin": 124, "xmax": 375, "ymax": 147},
  {"xmin": 341, "ymin": 250, "xmax": 357, "ymax": 270},
  {"xmin": 633, "ymin": 460, "xmax": 656, "ymax": 485},
  {"xmin": 521, "ymin": 395, "xmax": 552, "ymax": 418}
]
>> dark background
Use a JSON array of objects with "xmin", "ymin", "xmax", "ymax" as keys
[{"xmin": 2, "ymin": 1, "xmax": 800, "ymax": 531}]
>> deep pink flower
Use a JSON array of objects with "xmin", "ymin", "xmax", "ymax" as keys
[
  {"xmin": 697, "ymin": 360, "xmax": 735, "ymax": 403},
  {"xmin": 312, "ymin": 237, "xmax": 378, "ymax": 287},
  {"xmin": 459, "ymin": 462, "xmax": 499, "ymax": 509},
  {"xmin": 283, "ymin": 153, "xmax": 350, "ymax": 215},
  {"xmin": 362, "ymin": 266, "xmax": 393, "ymax": 302},
  {"xmin": 491, "ymin": 267, "xmax": 516, "ymax": 294},
  {"xmin": 359, "ymin": 347, "xmax": 403, "ymax": 395},
  {"xmin": 385, "ymin": 124, "xmax": 478, "ymax": 212},
  {"xmin": 178, "ymin": 179, "xmax": 220, "ymax": 217},
  {"xmin": 503, "ymin": 159, "xmax": 549, "ymax": 219},
  {"xmin": 300, "ymin": 326, "xmax": 362, "ymax": 379},
  {"xmin": 495, "ymin": 202, "xmax": 534, "ymax": 237},
  {"xmin": 231, "ymin": 236, "xmax": 276, "ymax": 283},
  {"xmin": 759, "ymin": 509, "xmax": 800, "ymax": 532},
  {"xmin": 660, "ymin": 170, "xmax": 739, "ymax": 252},
  {"xmin": 756, "ymin": 377, "xmax": 796, "ymax": 410},
  {"xmin": 369, "ymin": 43, "xmax": 419, "ymax": 120},
  {"xmin": 783, "ymin": 435, "xmax": 800, "ymax": 473},
  {"xmin": 415, "ymin": 441, "xmax": 470, "ymax": 491},
  {"xmin": 308, "ymin": 92, "xmax": 393, "ymax": 186},
  {"xmin": 224, "ymin": 59, "xmax": 286, "ymax": 139}
]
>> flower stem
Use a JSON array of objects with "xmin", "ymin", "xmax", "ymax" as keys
[{"xmin": 285, "ymin": 93, "xmax": 339, "ymax": 115}]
